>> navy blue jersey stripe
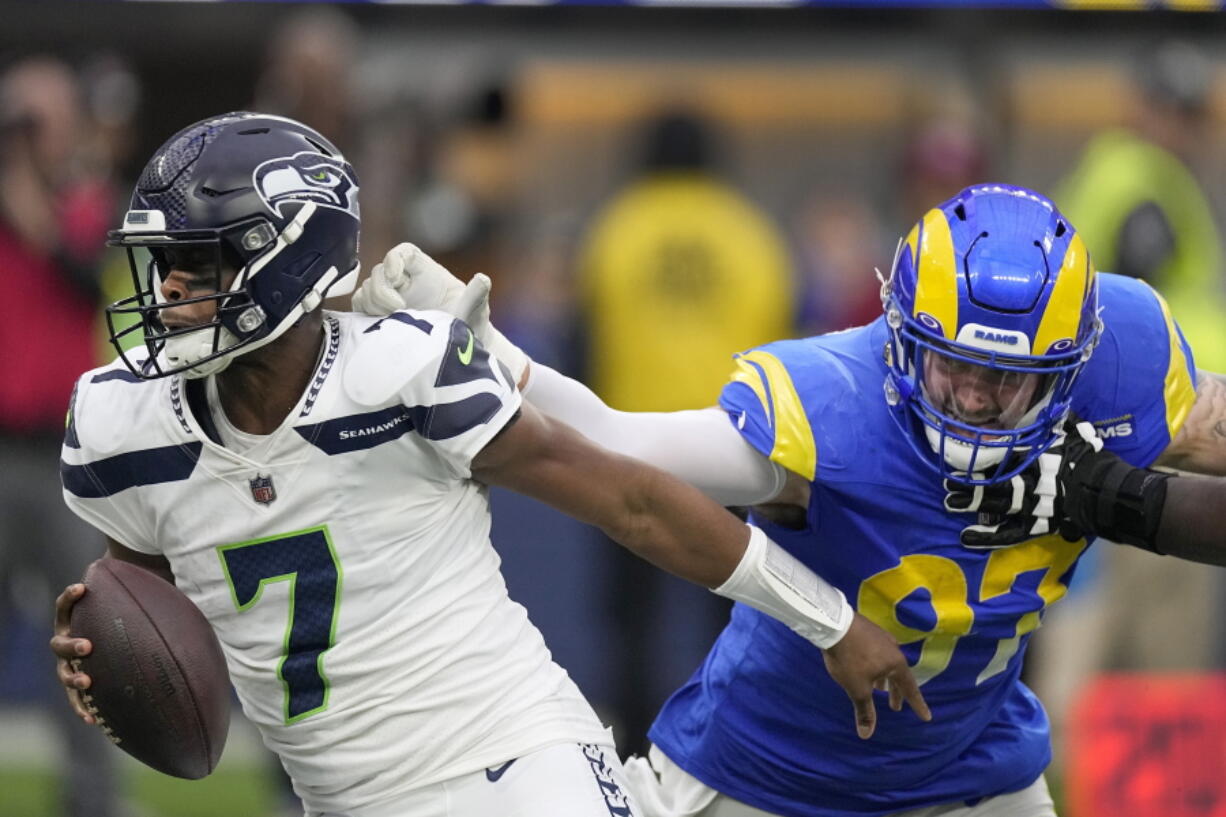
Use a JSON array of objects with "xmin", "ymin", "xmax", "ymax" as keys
[
  {"xmin": 91, "ymin": 369, "xmax": 143, "ymax": 384},
  {"xmin": 410, "ymin": 392, "xmax": 504, "ymax": 440},
  {"xmin": 363, "ymin": 312, "xmax": 433, "ymax": 335},
  {"xmin": 436, "ymin": 319, "xmax": 499, "ymax": 388},
  {"xmin": 296, "ymin": 394, "xmax": 506, "ymax": 455},
  {"xmin": 295, "ymin": 405, "xmax": 416, "ymax": 455},
  {"xmin": 61, "ymin": 442, "xmax": 203, "ymax": 498}
]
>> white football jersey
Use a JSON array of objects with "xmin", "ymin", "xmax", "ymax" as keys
[{"xmin": 61, "ymin": 310, "xmax": 609, "ymax": 814}]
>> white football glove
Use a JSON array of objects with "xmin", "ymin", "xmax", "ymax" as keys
[
  {"xmin": 352, "ymin": 242, "xmax": 530, "ymax": 384},
  {"xmin": 351, "ymin": 242, "xmax": 466, "ymax": 316}
]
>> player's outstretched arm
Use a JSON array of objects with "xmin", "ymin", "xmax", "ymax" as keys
[
  {"xmin": 472, "ymin": 402, "xmax": 931, "ymax": 737},
  {"xmin": 1048, "ymin": 372, "xmax": 1226, "ymax": 562},
  {"xmin": 352, "ymin": 244, "xmax": 785, "ymax": 506},
  {"xmin": 952, "ymin": 408, "xmax": 1226, "ymax": 561},
  {"xmin": 50, "ymin": 538, "xmax": 174, "ymax": 724},
  {"xmin": 525, "ymin": 364, "xmax": 786, "ymax": 506},
  {"xmin": 1140, "ymin": 370, "xmax": 1226, "ymax": 563}
]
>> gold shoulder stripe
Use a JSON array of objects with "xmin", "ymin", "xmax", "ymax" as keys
[
  {"xmin": 736, "ymin": 350, "xmax": 817, "ymax": 480},
  {"xmin": 1034, "ymin": 233, "xmax": 1091, "ymax": 355},
  {"xmin": 913, "ymin": 208, "xmax": 958, "ymax": 340},
  {"xmin": 731, "ymin": 356, "xmax": 773, "ymax": 429},
  {"xmin": 1147, "ymin": 284, "xmax": 1196, "ymax": 438}
]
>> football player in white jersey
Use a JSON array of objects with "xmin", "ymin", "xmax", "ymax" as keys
[{"xmin": 49, "ymin": 112, "xmax": 929, "ymax": 817}]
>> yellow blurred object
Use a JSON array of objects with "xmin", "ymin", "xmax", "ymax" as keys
[
  {"xmin": 580, "ymin": 172, "xmax": 794, "ymax": 411},
  {"xmin": 1057, "ymin": 128, "xmax": 1226, "ymax": 372}
]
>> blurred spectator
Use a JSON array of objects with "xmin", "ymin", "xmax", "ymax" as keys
[
  {"xmin": 790, "ymin": 192, "xmax": 887, "ymax": 336},
  {"xmin": 579, "ymin": 108, "xmax": 794, "ymax": 412},
  {"xmin": 792, "ymin": 113, "xmax": 987, "ymax": 338},
  {"xmin": 574, "ymin": 107, "xmax": 794, "ymax": 753},
  {"xmin": 80, "ymin": 53, "xmax": 146, "ymax": 359},
  {"xmin": 252, "ymin": 6, "xmax": 360, "ymax": 147},
  {"xmin": 1056, "ymin": 38, "xmax": 1226, "ymax": 371},
  {"xmin": 79, "ymin": 53, "xmax": 142, "ymax": 181},
  {"xmin": 0, "ymin": 56, "xmax": 120, "ymax": 817},
  {"xmin": 406, "ymin": 79, "xmax": 520, "ymax": 281},
  {"xmin": 897, "ymin": 113, "xmax": 989, "ymax": 231}
]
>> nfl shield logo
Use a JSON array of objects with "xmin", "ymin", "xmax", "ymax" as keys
[{"xmin": 249, "ymin": 474, "xmax": 277, "ymax": 505}]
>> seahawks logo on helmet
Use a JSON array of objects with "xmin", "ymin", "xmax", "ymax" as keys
[{"xmin": 253, "ymin": 151, "xmax": 359, "ymax": 220}]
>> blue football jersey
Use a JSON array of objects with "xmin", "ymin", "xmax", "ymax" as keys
[{"xmin": 649, "ymin": 273, "xmax": 1197, "ymax": 816}]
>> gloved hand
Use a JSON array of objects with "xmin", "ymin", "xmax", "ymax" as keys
[
  {"xmin": 351, "ymin": 242, "xmax": 467, "ymax": 316},
  {"xmin": 351, "ymin": 242, "xmax": 530, "ymax": 384},
  {"xmin": 945, "ymin": 417, "xmax": 1105, "ymax": 549}
]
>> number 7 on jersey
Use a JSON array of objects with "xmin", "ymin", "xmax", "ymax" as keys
[{"xmin": 218, "ymin": 526, "xmax": 344, "ymax": 723}]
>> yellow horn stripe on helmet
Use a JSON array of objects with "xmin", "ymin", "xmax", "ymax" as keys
[
  {"xmin": 912, "ymin": 208, "xmax": 959, "ymax": 340},
  {"xmin": 1033, "ymin": 233, "xmax": 1091, "ymax": 355}
]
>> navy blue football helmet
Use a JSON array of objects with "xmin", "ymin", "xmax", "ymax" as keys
[
  {"xmin": 881, "ymin": 184, "xmax": 1102, "ymax": 485},
  {"xmin": 106, "ymin": 112, "xmax": 360, "ymax": 378}
]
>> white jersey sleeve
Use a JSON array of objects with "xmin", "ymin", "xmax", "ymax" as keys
[
  {"xmin": 397, "ymin": 315, "xmax": 523, "ymax": 477},
  {"xmin": 61, "ymin": 366, "xmax": 172, "ymax": 555},
  {"xmin": 343, "ymin": 311, "xmax": 522, "ymax": 479},
  {"xmin": 523, "ymin": 363, "xmax": 784, "ymax": 506}
]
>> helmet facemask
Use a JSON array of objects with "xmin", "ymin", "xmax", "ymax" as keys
[
  {"xmin": 109, "ymin": 223, "xmax": 260, "ymax": 378},
  {"xmin": 892, "ymin": 323, "xmax": 1089, "ymax": 480}
]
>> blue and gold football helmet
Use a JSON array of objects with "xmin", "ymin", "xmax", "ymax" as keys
[{"xmin": 881, "ymin": 184, "xmax": 1101, "ymax": 485}]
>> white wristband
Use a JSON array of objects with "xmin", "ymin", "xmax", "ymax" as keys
[{"xmin": 714, "ymin": 525, "xmax": 854, "ymax": 649}]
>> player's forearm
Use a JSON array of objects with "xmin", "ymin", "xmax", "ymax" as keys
[
  {"xmin": 606, "ymin": 461, "xmax": 751, "ymax": 587},
  {"xmin": 1064, "ymin": 451, "xmax": 1226, "ymax": 564},
  {"xmin": 1151, "ymin": 475, "xmax": 1226, "ymax": 565},
  {"xmin": 474, "ymin": 407, "xmax": 853, "ymax": 649},
  {"xmin": 524, "ymin": 364, "xmax": 783, "ymax": 505},
  {"xmin": 612, "ymin": 463, "xmax": 853, "ymax": 649}
]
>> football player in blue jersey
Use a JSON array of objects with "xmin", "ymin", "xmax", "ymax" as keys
[
  {"xmin": 354, "ymin": 182, "xmax": 1226, "ymax": 817},
  {"xmin": 48, "ymin": 112, "xmax": 927, "ymax": 817}
]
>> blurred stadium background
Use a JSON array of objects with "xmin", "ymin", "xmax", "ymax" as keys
[{"xmin": 3, "ymin": 3, "xmax": 1226, "ymax": 816}]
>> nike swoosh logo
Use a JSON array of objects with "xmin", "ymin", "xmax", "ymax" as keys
[
  {"xmin": 485, "ymin": 758, "xmax": 517, "ymax": 782},
  {"xmin": 457, "ymin": 330, "xmax": 475, "ymax": 365}
]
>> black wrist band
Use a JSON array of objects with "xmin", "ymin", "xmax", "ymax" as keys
[{"xmin": 1065, "ymin": 456, "xmax": 1170, "ymax": 553}]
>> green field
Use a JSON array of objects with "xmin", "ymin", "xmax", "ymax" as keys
[{"xmin": 0, "ymin": 764, "xmax": 283, "ymax": 817}]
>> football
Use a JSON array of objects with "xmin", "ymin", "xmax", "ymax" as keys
[{"xmin": 69, "ymin": 558, "xmax": 231, "ymax": 779}]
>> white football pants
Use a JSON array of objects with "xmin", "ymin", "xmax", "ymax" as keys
[
  {"xmin": 311, "ymin": 741, "xmax": 638, "ymax": 817},
  {"xmin": 625, "ymin": 745, "xmax": 1056, "ymax": 817}
]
